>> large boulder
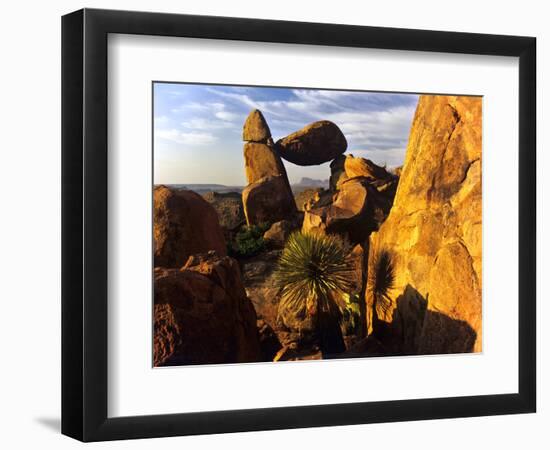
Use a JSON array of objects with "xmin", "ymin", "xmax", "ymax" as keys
[
  {"xmin": 154, "ymin": 186, "xmax": 226, "ymax": 268},
  {"xmin": 275, "ymin": 120, "xmax": 347, "ymax": 166},
  {"xmin": 243, "ymin": 109, "xmax": 271, "ymax": 142},
  {"xmin": 302, "ymin": 178, "xmax": 392, "ymax": 244},
  {"xmin": 366, "ymin": 95, "xmax": 482, "ymax": 354},
  {"xmin": 153, "ymin": 252, "xmax": 261, "ymax": 366},
  {"xmin": 242, "ymin": 175, "xmax": 297, "ymax": 225},
  {"xmin": 344, "ymin": 155, "xmax": 395, "ymax": 182}
]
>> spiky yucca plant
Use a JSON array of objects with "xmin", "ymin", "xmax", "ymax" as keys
[
  {"xmin": 367, "ymin": 249, "xmax": 395, "ymax": 321},
  {"xmin": 274, "ymin": 231, "xmax": 354, "ymax": 356}
]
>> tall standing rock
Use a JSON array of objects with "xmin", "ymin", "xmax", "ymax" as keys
[
  {"xmin": 241, "ymin": 109, "xmax": 296, "ymax": 225},
  {"xmin": 154, "ymin": 185, "xmax": 226, "ymax": 268},
  {"xmin": 366, "ymin": 95, "xmax": 482, "ymax": 354}
]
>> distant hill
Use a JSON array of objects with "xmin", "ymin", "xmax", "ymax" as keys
[
  {"xmin": 158, "ymin": 184, "xmax": 244, "ymax": 194},
  {"xmin": 157, "ymin": 178, "xmax": 329, "ymax": 194},
  {"xmin": 294, "ymin": 177, "xmax": 329, "ymax": 188}
]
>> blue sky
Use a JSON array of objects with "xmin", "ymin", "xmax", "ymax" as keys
[{"xmin": 154, "ymin": 83, "xmax": 419, "ymax": 185}]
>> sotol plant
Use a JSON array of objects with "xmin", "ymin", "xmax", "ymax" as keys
[
  {"xmin": 274, "ymin": 231, "xmax": 354, "ymax": 355},
  {"xmin": 367, "ymin": 248, "xmax": 396, "ymax": 321}
]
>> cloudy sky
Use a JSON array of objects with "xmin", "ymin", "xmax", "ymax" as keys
[{"xmin": 154, "ymin": 83, "xmax": 419, "ymax": 186}]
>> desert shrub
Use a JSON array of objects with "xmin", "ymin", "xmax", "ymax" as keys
[
  {"xmin": 230, "ymin": 222, "xmax": 270, "ymax": 257},
  {"xmin": 274, "ymin": 231, "xmax": 354, "ymax": 355},
  {"xmin": 340, "ymin": 293, "xmax": 362, "ymax": 335},
  {"xmin": 367, "ymin": 248, "xmax": 396, "ymax": 318}
]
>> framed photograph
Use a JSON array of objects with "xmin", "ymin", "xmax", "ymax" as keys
[{"xmin": 62, "ymin": 8, "xmax": 536, "ymax": 441}]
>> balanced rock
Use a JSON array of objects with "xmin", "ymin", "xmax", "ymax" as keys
[
  {"xmin": 275, "ymin": 120, "xmax": 347, "ymax": 166},
  {"xmin": 366, "ymin": 95, "xmax": 482, "ymax": 354},
  {"xmin": 242, "ymin": 176, "xmax": 297, "ymax": 225},
  {"xmin": 153, "ymin": 252, "xmax": 261, "ymax": 366},
  {"xmin": 154, "ymin": 186, "xmax": 226, "ymax": 268},
  {"xmin": 243, "ymin": 109, "xmax": 271, "ymax": 142}
]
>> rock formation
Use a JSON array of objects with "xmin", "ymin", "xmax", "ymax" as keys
[
  {"xmin": 344, "ymin": 155, "xmax": 395, "ymax": 182},
  {"xmin": 329, "ymin": 154, "xmax": 349, "ymax": 191},
  {"xmin": 154, "ymin": 185, "xmax": 226, "ymax": 268},
  {"xmin": 242, "ymin": 176, "xmax": 297, "ymax": 225},
  {"xmin": 301, "ymin": 157, "xmax": 398, "ymax": 244},
  {"xmin": 153, "ymin": 251, "xmax": 261, "ymax": 366},
  {"xmin": 242, "ymin": 109, "xmax": 271, "ymax": 142},
  {"xmin": 241, "ymin": 109, "xmax": 296, "ymax": 225},
  {"xmin": 366, "ymin": 95, "xmax": 482, "ymax": 354},
  {"xmin": 275, "ymin": 120, "xmax": 347, "ymax": 166}
]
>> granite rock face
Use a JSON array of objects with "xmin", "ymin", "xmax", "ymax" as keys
[
  {"xmin": 154, "ymin": 185, "xmax": 226, "ymax": 268},
  {"xmin": 366, "ymin": 95, "xmax": 482, "ymax": 354}
]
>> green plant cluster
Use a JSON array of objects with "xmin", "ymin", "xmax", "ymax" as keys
[
  {"xmin": 229, "ymin": 222, "xmax": 270, "ymax": 257},
  {"xmin": 274, "ymin": 231, "xmax": 353, "ymax": 317},
  {"xmin": 340, "ymin": 293, "xmax": 362, "ymax": 335}
]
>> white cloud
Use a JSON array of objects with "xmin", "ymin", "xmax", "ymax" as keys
[
  {"xmin": 156, "ymin": 129, "xmax": 218, "ymax": 145},
  {"xmin": 215, "ymin": 110, "xmax": 240, "ymax": 121},
  {"xmin": 181, "ymin": 118, "xmax": 234, "ymax": 130}
]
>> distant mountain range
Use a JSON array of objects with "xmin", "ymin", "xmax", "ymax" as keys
[
  {"xmin": 294, "ymin": 177, "xmax": 329, "ymax": 188},
  {"xmin": 157, "ymin": 177, "xmax": 329, "ymax": 194}
]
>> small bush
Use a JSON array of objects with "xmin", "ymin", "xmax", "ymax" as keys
[
  {"xmin": 340, "ymin": 293, "xmax": 362, "ymax": 335},
  {"xmin": 230, "ymin": 222, "xmax": 270, "ymax": 257}
]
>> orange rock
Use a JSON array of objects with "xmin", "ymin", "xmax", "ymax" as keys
[
  {"xmin": 242, "ymin": 109, "xmax": 271, "ymax": 142},
  {"xmin": 153, "ymin": 253, "xmax": 261, "ymax": 366},
  {"xmin": 276, "ymin": 120, "xmax": 347, "ymax": 166},
  {"xmin": 154, "ymin": 186, "xmax": 226, "ymax": 268},
  {"xmin": 344, "ymin": 155, "xmax": 394, "ymax": 181},
  {"xmin": 366, "ymin": 95, "xmax": 482, "ymax": 354},
  {"xmin": 242, "ymin": 176, "xmax": 297, "ymax": 226},
  {"xmin": 243, "ymin": 142, "xmax": 288, "ymax": 184}
]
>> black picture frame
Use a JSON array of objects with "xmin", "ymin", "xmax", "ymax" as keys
[{"xmin": 61, "ymin": 8, "xmax": 536, "ymax": 442}]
